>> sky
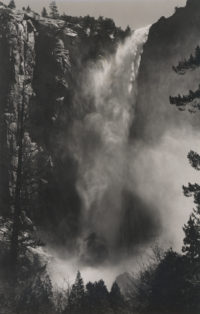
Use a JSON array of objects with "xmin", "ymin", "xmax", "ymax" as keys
[{"xmin": 11, "ymin": 0, "xmax": 187, "ymax": 29}]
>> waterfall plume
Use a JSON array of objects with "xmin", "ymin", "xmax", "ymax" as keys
[{"xmin": 67, "ymin": 26, "xmax": 152, "ymax": 265}]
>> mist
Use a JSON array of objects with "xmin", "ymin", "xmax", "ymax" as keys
[
  {"xmin": 44, "ymin": 18, "xmax": 200, "ymax": 286},
  {"xmin": 66, "ymin": 27, "xmax": 152, "ymax": 264}
]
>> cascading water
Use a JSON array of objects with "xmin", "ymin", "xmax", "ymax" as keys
[
  {"xmin": 70, "ymin": 26, "xmax": 150, "ymax": 264},
  {"xmin": 48, "ymin": 23, "xmax": 199, "ymax": 286}
]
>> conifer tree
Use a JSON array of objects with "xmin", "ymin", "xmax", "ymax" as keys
[
  {"xmin": 110, "ymin": 282, "xmax": 126, "ymax": 314},
  {"xmin": 182, "ymin": 210, "xmax": 200, "ymax": 261},
  {"xmin": 9, "ymin": 81, "xmax": 47, "ymax": 279},
  {"xmin": 67, "ymin": 271, "xmax": 85, "ymax": 314},
  {"xmin": 42, "ymin": 7, "xmax": 48, "ymax": 18},
  {"xmin": 17, "ymin": 258, "xmax": 54, "ymax": 314},
  {"xmin": 170, "ymin": 46, "xmax": 200, "ymax": 112},
  {"xmin": 49, "ymin": 1, "xmax": 59, "ymax": 19},
  {"xmin": 181, "ymin": 153, "xmax": 200, "ymax": 263},
  {"xmin": 86, "ymin": 280, "xmax": 112, "ymax": 314},
  {"xmin": 8, "ymin": 0, "xmax": 16, "ymax": 9},
  {"xmin": 10, "ymin": 83, "xmax": 27, "ymax": 274},
  {"xmin": 170, "ymin": 47, "xmax": 200, "ymax": 264},
  {"xmin": 26, "ymin": 5, "xmax": 31, "ymax": 12}
]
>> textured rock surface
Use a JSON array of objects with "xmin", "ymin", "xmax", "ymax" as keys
[
  {"xmin": 0, "ymin": 7, "xmax": 83, "ymax": 248},
  {"xmin": 0, "ymin": 6, "xmax": 37, "ymax": 215},
  {"xmin": 133, "ymin": 0, "xmax": 200, "ymax": 141},
  {"xmin": 1, "ymin": 0, "xmax": 199, "ymax": 253},
  {"xmin": 0, "ymin": 6, "xmax": 127, "ymax": 249}
]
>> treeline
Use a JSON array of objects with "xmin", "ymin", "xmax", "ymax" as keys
[
  {"xmin": 63, "ymin": 271, "xmax": 128, "ymax": 314},
  {"xmin": 128, "ymin": 54, "xmax": 200, "ymax": 313},
  {"xmin": 5, "ymin": 0, "xmax": 131, "ymax": 64},
  {"xmin": 0, "ymin": 242, "xmax": 128, "ymax": 314},
  {"xmin": 62, "ymin": 206, "xmax": 200, "ymax": 314},
  {"xmin": 128, "ymin": 245, "xmax": 200, "ymax": 314},
  {"xmin": 170, "ymin": 46, "xmax": 200, "ymax": 111},
  {"xmin": 172, "ymin": 46, "xmax": 200, "ymax": 74},
  {"xmin": 2, "ymin": 209, "xmax": 199, "ymax": 314},
  {"xmin": 5, "ymin": 0, "xmax": 131, "ymax": 39}
]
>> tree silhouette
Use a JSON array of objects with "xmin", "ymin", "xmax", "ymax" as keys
[
  {"xmin": 10, "ymin": 82, "xmax": 27, "ymax": 274},
  {"xmin": 169, "ymin": 46, "xmax": 200, "ymax": 313},
  {"xmin": 110, "ymin": 282, "xmax": 126, "ymax": 314},
  {"xmin": 85, "ymin": 280, "xmax": 112, "ymax": 314},
  {"xmin": 8, "ymin": 0, "xmax": 16, "ymax": 9},
  {"xmin": 170, "ymin": 46, "xmax": 200, "ymax": 264},
  {"xmin": 170, "ymin": 46, "xmax": 200, "ymax": 111},
  {"xmin": 16, "ymin": 256, "xmax": 54, "ymax": 314},
  {"xmin": 182, "ymin": 210, "xmax": 200, "ymax": 262},
  {"xmin": 41, "ymin": 7, "xmax": 48, "ymax": 18},
  {"xmin": 67, "ymin": 271, "xmax": 85, "ymax": 314},
  {"xmin": 26, "ymin": 5, "xmax": 31, "ymax": 13},
  {"xmin": 49, "ymin": 1, "xmax": 59, "ymax": 19}
]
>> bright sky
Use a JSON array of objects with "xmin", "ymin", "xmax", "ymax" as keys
[{"xmin": 10, "ymin": 0, "xmax": 187, "ymax": 29}]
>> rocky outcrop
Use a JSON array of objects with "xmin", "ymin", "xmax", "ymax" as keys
[
  {"xmin": 0, "ymin": 5, "xmax": 127, "ymax": 248},
  {"xmin": 133, "ymin": 0, "xmax": 200, "ymax": 141},
  {"xmin": 0, "ymin": 5, "xmax": 37, "ymax": 215},
  {"xmin": 116, "ymin": 272, "xmax": 133, "ymax": 296},
  {"xmin": 0, "ymin": 6, "xmax": 82, "ymax": 247}
]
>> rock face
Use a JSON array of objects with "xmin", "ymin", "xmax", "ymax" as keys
[
  {"xmin": 0, "ymin": 5, "xmax": 128, "ymax": 248},
  {"xmin": 133, "ymin": 0, "xmax": 200, "ymax": 141},
  {"xmin": 116, "ymin": 272, "xmax": 133, "ymax": 296},
  {"xmin": 1, "ymin": 0, "xmax": 200, "ymax": 255},
  {"xmin": 0, "ymin": 5, "xmax": 37, "ymax": 215},
  {"xmin": 0, "ymin": 6, "xmax": 76, "ymax": 226}
]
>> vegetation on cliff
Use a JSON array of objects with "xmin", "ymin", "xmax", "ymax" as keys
[{"xmin": 0, "ymin": 0, "xmax": 200, "ymax": 313}]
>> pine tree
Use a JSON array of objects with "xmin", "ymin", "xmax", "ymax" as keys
[
  {"xmin": 169, "ymin": 45, "xmax": 200, "ymax": 313},
  {"xmin": 10, "ymin": 83, "xmax": 26, "ymax": 274},
  {"xmin": 85, "ymin": 280, "xmax": 112, "ymax": 314},
  {"xmin": 17, "ymin": 257, "xmax": 54, "ymax": 314},
  {"xmin": 110, "ymin": 282, "xmax": 126, "ymax": 314},
  {"xmin": 8, "ymin": 0, "xmax": 16, "ymax": 9},
  {"xmin": 67, "ymin": 271, "xmax": 85, "ymax": 314},
  {"xmin": 42, "ymin": 7, "xmax": 48, "ymax": 18},
  {"xmin": 9, "ymin": 82, "xmax": 47, "ymax": 278},
  {"xmin": 182, "ymin": 209, "xmax": 200, "ymax": 261},
  {"xmin": 170, "ymin": 46, "xmax": 200, "ymax": 112},
  {"xmin": 49, "ymin": 1, "xmax": 59, "ymax": 19},
  {"xmin": 181, "ymin": 152, "xmax": 200, "ymax": 263},
  {"xmin": 170, "ymin": 47, "xmax": 200, "ymax": 264},
  {"xmin": 124, "ymin": 25, "xmax": 131, "ymax": 37},
  {"xmin": 26, "ymin": 5, "xmax": 31, "ymax": 13}
]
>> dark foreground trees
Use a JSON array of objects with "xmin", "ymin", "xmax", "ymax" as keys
[
  {"xmin": 123, "ymin": 46, "xmax": 200, "ymax": 314},
  {"xmin": 64, "ymin": 271, "xmax": 128, "ymax": 314},
  {"xmin": 170, "ymin": 46, "xmax": 200, "ymax": 268},
  {"xmin": 170, "ymin": 46, "xmax": 200, "ymax": 313},
  {"xmin": 128, "ymin": 45, "xmax": 200, "ymax": 314},
  {"xmin": 128, "ymin": 243, "xmax": 200, "ymax": 313}
]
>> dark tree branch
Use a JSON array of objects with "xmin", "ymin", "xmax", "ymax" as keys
[{"xmin": 173, "ymin": 46, "xmax": 200, "ymax": 74}]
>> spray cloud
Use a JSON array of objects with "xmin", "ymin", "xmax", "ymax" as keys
[{"xmin": 65, "ymin": 26, "xmax": 155, "ymax": 265}]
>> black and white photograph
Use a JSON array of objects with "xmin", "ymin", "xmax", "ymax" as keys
[{"xmin": 0, "ymin": 0, "xmax": 200, "ymax": 313}]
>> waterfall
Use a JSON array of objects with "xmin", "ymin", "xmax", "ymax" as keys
[{"xmin": 70, "ymin": 26, "xmax": 150, "ymax": 264}]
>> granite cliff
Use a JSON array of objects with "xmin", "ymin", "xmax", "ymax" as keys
[
  {"xmin": 0, "ymin": 3, "xmax": 129, "ymax": 252},
  {"xmin": 134, "ymin": 0, "xmax": 200, "ymax": 140}
]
